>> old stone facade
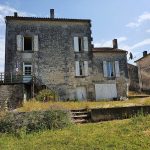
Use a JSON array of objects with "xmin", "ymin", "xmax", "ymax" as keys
[
  {"xmin": 127, "ymin": 63, "xmax": 139, "ymax": 91},
  {"xmin": 92, "ymin": 48, "xmax": 128, "ymax": 99},
  {"xmin": 1, "ymin": 10, "xmax": 128, "ymax": 108},
  {"xmin": 135, "ymin": 51, "xmax": 150, "ymax": 93}
]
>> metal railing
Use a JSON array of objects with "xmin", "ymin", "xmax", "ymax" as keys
[{"xmin": 0, "ymin": 72, "xmax": 32, "ymax": 84}]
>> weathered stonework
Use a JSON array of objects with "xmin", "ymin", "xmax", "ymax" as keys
[
  {"xmin": 135, "ymin": 54, "xmax": 150, "ymax": 93},
  {"xmin": 127, "ymin": 64, "xmax": 139, "ymax": 91},
  {"xmin": 0, "ymin": 85, "xmax": 23, "ymax": 110},
  {"xmin": 92, "ymin": 51, "xmax": 128, "ymax": 98},
  {"xmin": 2, "ymin": 12, "xmax": 128, "ymax": 108}
]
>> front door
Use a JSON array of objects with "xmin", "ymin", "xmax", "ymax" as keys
[{"xmin": 76, "ymin": 87, "xmax": 87, "ymax": 101}]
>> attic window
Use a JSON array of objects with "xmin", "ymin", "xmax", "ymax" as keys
[{"xmin": 24, "ymin": 37, "xmax": 32, "ymax": 51}]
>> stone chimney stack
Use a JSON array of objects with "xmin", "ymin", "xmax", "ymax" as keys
[
  {"xmin": 143, "ymin": 51, "xmax": 147, "ymax": 57},
  {"xmin": 113, "ymin": 39, "xmax": 118, "ymax": 49},
  {"xmin": 14, "ymin": 12, "xmax": 18, "ymax": 17},
  {"xmin": 50, "ymin": 9, "xmax": 54, "ymax": 18}
]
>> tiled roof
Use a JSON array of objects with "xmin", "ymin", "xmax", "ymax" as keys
[
  {"xmin": 134, "ymin": 53, "xmax": 150, "ymax": 62},
  {"xmin": 92, "ymin": 47, "xmax": 127, "ymax": 53},
  {"xmin": 5, "ymin": 16, "xmax": 91, "ymax": 23}
]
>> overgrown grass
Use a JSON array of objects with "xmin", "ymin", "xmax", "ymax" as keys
[
  {"xmin": 0, "ymin": 114, "xmax": 150, "ymax": 150},
  {"xmin": 17, "ymin": 97, "xmax": 150, "ymax": 112}
]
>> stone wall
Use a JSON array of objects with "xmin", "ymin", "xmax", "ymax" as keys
[
  {"xmin": 91, "ymin": 105, "xmax": 150, "ymax": 122},
  {"xmin": 92, "ymin": 51, "xmax": 128, "ymax": 98},
  {"xmin": 0, "ymin": 84, "xmax": 23, "ymax": 110},
  {"xmin": 136, "ymin": 55, "xmax": 150, "ymax": 92},
  {"xmin": 127, "ymin": 64, "xmax": 139, "ymax": 91},
  {"xmin": 5, "ymin": 18, "xmax": 92, "ymax": 100}
]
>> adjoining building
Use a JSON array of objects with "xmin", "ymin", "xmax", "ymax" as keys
[
  {"xmin": 135, "ymin": 51, "xmax": 150, "ymax": 93},
  {"xmin": 0, "ymin": 9, "xmax": 128, "ymax": 109},
  {"xmin": 127, "ymin": 63, "xmax": 139, "ymax": 91}
]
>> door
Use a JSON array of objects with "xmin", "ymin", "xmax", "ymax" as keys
[
  {"xmin": 23, "ymin": 62, "xmax": 32, "ymax": 83},
  {"xmin": 76, "ymin": 87, "xmax": 87, "ymax": 101},
  {"xmin": 95, "ymin": 84, "xmax": 117, "ymax": 100}
]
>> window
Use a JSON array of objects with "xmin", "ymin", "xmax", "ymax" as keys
[
  {"xmin": 79, "ymin": 61, "xmax": 84, "ymax": 75},
  {"xmin": 75, "ymin": 61, "xmax": 88, "ymax": 76},
  {"xmin": 107, "ymin": 62, "xmax": 115, "ymax": 77},
  {"xmin": 23, "ymin": 63, "xmax": 32, "ymax": 75},
  {"xmin": 78, "ymin": 37, "xmax": 83, "ymax": 52},
  {"xmin": 24, "ymin": 37, "xmax": 32, "ymax": 51},
  {"xmin": 74, "ymin": 37, "xmax": 88, "ymax": 52},
  {"xmin": 17, "ymin": 35, "xmax": 39, "ymax": 51},
  {"xmin": 103, "ymin": 61, "xmax": 120, "ymax": 77}
]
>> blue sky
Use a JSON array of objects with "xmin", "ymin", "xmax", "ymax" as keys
[{"xmin": 0, "ymin": 0, "xmax": 150, "ymax": 71}]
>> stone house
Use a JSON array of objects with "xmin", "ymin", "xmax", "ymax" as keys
[
  {"xmin": 0, "ymin": 10, "xmax": 128, "ymax": 108},
  {"xmin": 135, "ymin": 51, "xmax": 150, "ymax": 93}
]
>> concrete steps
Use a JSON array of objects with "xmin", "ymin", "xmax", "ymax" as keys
[{"xmin": 70, "ymin": 108, "xmax": 90, "ymax": 123}]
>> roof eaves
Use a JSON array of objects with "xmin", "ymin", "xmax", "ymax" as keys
[{"xmin": 5, "ymin": 16, "xmax": 91, "ymax": 22}]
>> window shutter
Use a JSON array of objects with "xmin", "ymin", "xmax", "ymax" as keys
[
  {"xmin": 74, "ymin": 37, "xmax": 79, "ymax": 52},
  {"xmin": 115, "ymin": 61, "xmax": 120, "ymax": 77},
  {"xmin": 83, "ymin": 37, "xmax": 88, "ymax": 51},
  {"xmin": 34, "ymin": 35, "xmax": 39, "ymax": 51},
  {"xmin": 75, "ymin": 61, "xmax": 80, "ymax": 76},
  {"xmin": 84, "ymin": 61, "xmax": 88, "ymax": 76},
  {"xmin": 103, "ymin": 61, "xmax": 108, "ymax": 77},
  {"xmin": 17, "ymin": 35, "xmax": 22, "ymax": 51}
]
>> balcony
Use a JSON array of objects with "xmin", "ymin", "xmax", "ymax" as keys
[{"xmin": 0, "ymin": 73, "xmax": 33, "ymax": 85}]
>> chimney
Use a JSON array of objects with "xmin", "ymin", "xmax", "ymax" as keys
[
  {"xmin": 50, "ymin": 9, "xmax": 54, "ymax": 18},
  {"xmin": 14, "ymin": 12, "xmax": 18, "ymax": 17},
  {"xmin": 113, "ymin": 39, "xmax": 118, "ymax": 49},
  {"xmin": 143, "ymin": 51, "xmax": 147, "ymax": 57}
]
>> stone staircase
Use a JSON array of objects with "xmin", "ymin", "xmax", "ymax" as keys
[{"xmin": 71, "ymin": 108, "xmax": 90, "ymax": 123}]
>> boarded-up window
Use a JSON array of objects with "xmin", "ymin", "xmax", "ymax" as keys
[
  {"xmin": 74, "ymin": 37, "xmax": 79, "ymax": 52},
  {"xmin": 83, "ymin": 37, "xmax": 88, "ymax": 51},
  {"xmin": 75, "ymin": 61, "xmax": 80, "ymax": 76},
  {"xmin": 115, "ymin": 61, "xmax": 120, "ymax": 77},
  {"xmin": 34, "ymin": 35, "xmax": 39, "ymax": 51},
  {"xmin": 84, "ymin": 61, "xmax": 88, "ymax": 76},
  {"xmin": 103, "ymin": 61, "xmax": 108, "ymax": 77},
  {"xmin": 17, "ymin": 35, "xmax": 23, "ymax": 51}
]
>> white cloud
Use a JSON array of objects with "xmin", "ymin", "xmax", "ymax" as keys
[
  {"xmin": 131, "ymin": 39, "xmax": 150, "ymax": 49},
  {"xmin": 146, "ymin": 29, "xmax": 150, "ymax": 33},
  {"xmin": 0, "ymin": 4, "xmax": 35, "ymax": 72},
  {"xmin": 126, "ymin": 12, "xmax": 150, "ymax": 28},
  {"xmin": 94, "ymin": 38, "xmax": 150, "ymax": 63},
  {"xmin": 94, "ymin": 36, "xmax": 127, "ymax": 47}
]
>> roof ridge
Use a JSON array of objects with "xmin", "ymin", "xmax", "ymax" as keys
[{"xmin": 5, "ymin": 16, "xmax": 91, "ymax": 22}]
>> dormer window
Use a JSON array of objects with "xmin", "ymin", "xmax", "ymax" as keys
[{"xmin": 24, "ymin": 37, "xmax": 32, "ymax": 51}]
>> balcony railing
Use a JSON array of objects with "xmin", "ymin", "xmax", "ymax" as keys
[{"xmin": 0, "ymin": 72, "xmax": 32, "ymax": 84}]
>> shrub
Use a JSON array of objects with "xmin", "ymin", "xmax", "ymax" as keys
[
  {"xmin": 0, "ymin": 110, "xmax": 72, "ymax": 135},
  {"xmin": 36, "ymin": 89, "xmax": 58, "ymax": 102}
]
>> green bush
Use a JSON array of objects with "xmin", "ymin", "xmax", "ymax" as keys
[
  {"xmin": 36, "ymin": 89, "xmax": 58, "ymax": 102},
  {"xmin": 0, "ymin": 110, "xmax": 72, "ymax": 135}
]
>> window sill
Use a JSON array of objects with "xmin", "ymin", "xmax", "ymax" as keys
[
  {"xmin": 75, "ymin": 75, "xmax": 87, "ymax": 78},
  {"xmin": 74, "ymin": 51, "xmax": 88, "ymax": 53},
  {"xmin": 21, "ymin": 51, "xmax": 34, "ymax": 53},
  {"xmin": 106, "ymin": 77, "xmax": 116, "ymax": 80}
]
